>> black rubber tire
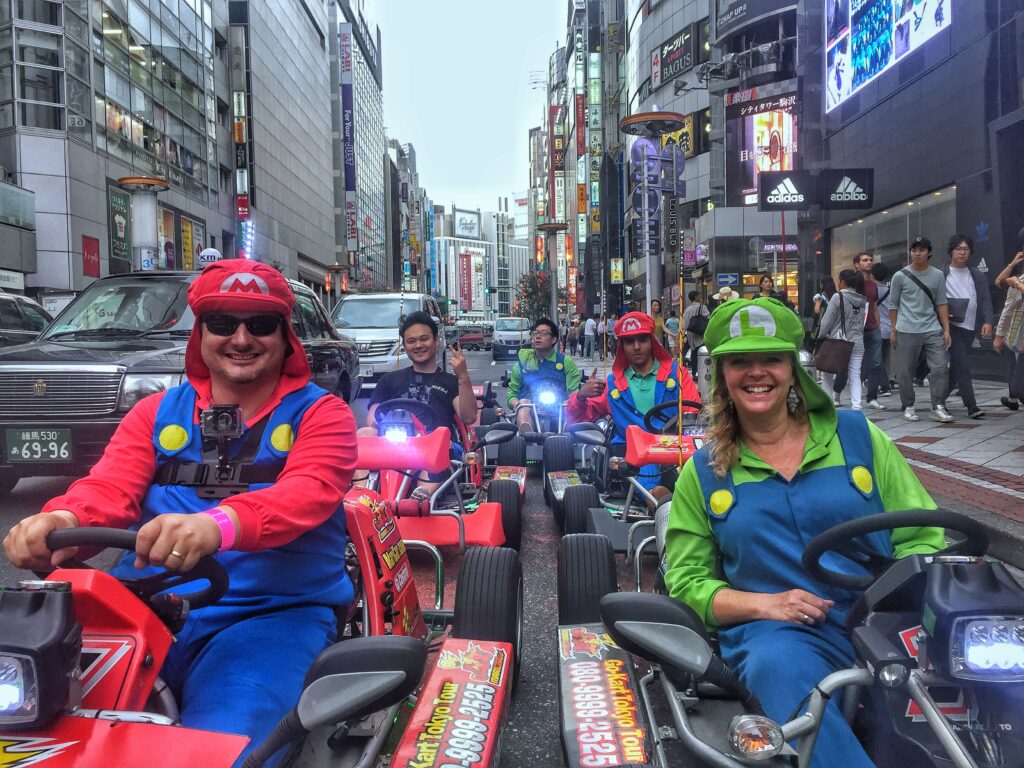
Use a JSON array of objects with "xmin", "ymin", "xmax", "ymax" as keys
[
  {"xmin": 479, "ymin": 407, "xmax": 498, "ymax": 426},
  {"xmin": 558, "ymin": 533, "xmax": 618, "ymax": 625},
  {"xmin": 337, "ymin": 374, "xmax": 352, "ymax": 404},
  {"xmin": 0, "ymin": 471, "xmax": 19, "ymax": 498},
  {"xmin": 497, "ymin": 433, "xmax": 527, "ymax": 467},
  {"xmin": 489, "ymin": 479, "xmax": 522, "ymax": 550},
  {"xmin": 453, "ymin": 546, "xmax": 524, "ymax": 685},
  {"xmin": 543, "ymin": 434, "xmax": 575, "ymax": 505},
  {"xmin": 563, "ymin": 483, "xmax": 602, "ymax": 535}
]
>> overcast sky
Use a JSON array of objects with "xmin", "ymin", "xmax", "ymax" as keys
[{"xmin": 374, "ymin": 1, "xmax": 567, "ymax": 212}]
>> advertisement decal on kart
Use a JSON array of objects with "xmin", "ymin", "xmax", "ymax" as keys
[
  {"xmin": 559, "ymin": 624, "xmax": 650, "ymax": 767},
  {"xmin": 392, "ymin": 638, "xmax": 511, "ymax": 768},
  {"xmin": 897, "ymin": 624, "xmax": 971, "ymax": 723},
  {"xmin": 492, "ymin": 466, "xmax": 527, "ymax": 492},
  {"xmin": 548, "ymin": 470, "xmax": 582, "ymax": 503},
  {"xmin": 79, "ymin": 637, "xmax": 134, "ymax": 700},
  {"xmin": 358, "ymin": 492, "xmax": 398, "ymax": 543},
  {"xmin": 0, "ymin": 736, "xmax": 78, "ymax": 766}
]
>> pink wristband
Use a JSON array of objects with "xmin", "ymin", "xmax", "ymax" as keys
[{"xmin": 205, "ymin": 509, "xmax": 237, "ymax": 552}]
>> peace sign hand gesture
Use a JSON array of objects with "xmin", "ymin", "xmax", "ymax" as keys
[{"xmin": 448, "ymin": 344, "xmax": 468, "ymax": 378}]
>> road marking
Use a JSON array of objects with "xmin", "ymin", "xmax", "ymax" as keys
[{"xmin": 906, "ymin": 458, "xmax": 1024, "ymax": 502}]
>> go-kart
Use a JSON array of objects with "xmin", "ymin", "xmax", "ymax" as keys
[
  {"xmin": 0, "ymin": 448, "xmax": 523, "ymax": 767},
  {"xmin": 556, "ymin": 508, "xmax": 1024, "ymax": 768},
  {"xmin": 545, "ymin": 399, "xmax": 705, "ymax": 540},
  {"xmin": 366, "ymin": 398, "xmax": 527, "ymax": 550}
]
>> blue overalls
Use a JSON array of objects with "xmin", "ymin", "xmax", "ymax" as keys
[
  {"xmin": 518, "ymin": 351, "xmax": 569, "ymax": 419},
  {"xmin": 692, "ymin": 410, "xmax": 889, "ymax": 768},
  {"xmin": 606, "ymin": 360, "xmax": 683, "ymax": 490},
  {"xmin": 111, "ymin": 382, "xmax": 354, "ymax": 767}
]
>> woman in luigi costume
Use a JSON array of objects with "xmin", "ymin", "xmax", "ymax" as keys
[{"xmin": 664, "ymin": 297, "xmax": 945, "ymax": 767}]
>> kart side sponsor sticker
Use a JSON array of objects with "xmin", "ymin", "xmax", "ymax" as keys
[
  {"xmin": 548, "ymin": 471, "xmax": 582, "ymax": 502},
  {"xmin": 0, "ymin": 737, "xmax": 78, "ymax": 767},
  {"xmin": 897, "ymin": 625, "xmax": 970, "ymax": 723},
  {"xmin": 393, "ymin": 638, "xmax": 511, "ymax": 768},
  {"xmin": 493, "ymin": 466, "xmax": 527, "ymax": 490},
  {"xmin": 559, "ymin": 625, "xmax": 649, "ymax": 767},
  {"xmin": 357, "ymin": 492, "xmax": 397, "ymax": 543},
  {"xmin": 381, "ymin": 540, "xmax": 407, "ymax": 570},
  {"xmin": 393, "ymin": 561, "xmax": 412, "ymax": 593}
]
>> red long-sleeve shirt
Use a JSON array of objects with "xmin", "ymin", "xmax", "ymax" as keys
[{"xmin": 43, "ymin": 376, "xmax": 357, "ymax": 551}]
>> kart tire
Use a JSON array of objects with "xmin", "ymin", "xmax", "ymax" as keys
[
  {"xmin": 479, "ymin": 407, "xmax": 499, "ymax": 426},
  {"xmin": 563, "ymin": 483, "xmax": 602, "ymax": 535},
  {"xmin": 489, "ymin": 479, "xmax": 522, "ymax": 550},
  {"xmin": 542, "ymin": 435, "xmax": 574, "ymax": 507},
  {"xmin": 0, "ymin": 470, "xmax": 19, "ymax": 498},
  {"xmin": 497, "ymin": 433, "xmax": 527, "ymax": 467},
  {"xmin": 453, "ymin": 546, "xmax": 524, "ymax": 687},
  {"xmin": 558, "ymin": 533, "xmax": 617, "ymax": 625}
]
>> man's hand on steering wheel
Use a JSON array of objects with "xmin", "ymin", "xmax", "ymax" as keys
[
  {"xmin": 135, "ymin": 513, "xmax": 221, "ymax": 573},
  {"xmin": 3, "ymin": 510, "xmax": 79, "ymax": 570}
]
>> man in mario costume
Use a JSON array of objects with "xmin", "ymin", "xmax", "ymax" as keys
[
  {"xmin": 4, "ymin": 259, "xmax": 357, "ymax": 766},
  {"xmin": 567, "ymin": 311, "xmax": 701, "ymax": 494}
]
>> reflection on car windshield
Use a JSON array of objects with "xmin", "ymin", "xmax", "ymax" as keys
[
  {"xmin": 44, "ymin": 280, "xmax": 194, "ymax": 339},
  {"xmin": 495, "ymin": 319, "xmax": 530, "ymax": 332},
  {"xmin": 332, "ymin": 298, "xmax": 405, "ymax": 329}
]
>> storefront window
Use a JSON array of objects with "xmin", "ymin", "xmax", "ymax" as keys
[{"xmin": 830, "ymin": 185, "xmax": 957, "ymax": 275}]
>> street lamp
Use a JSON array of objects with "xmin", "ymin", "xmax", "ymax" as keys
[
  {"xmin": 537, "ymin": 220, "xmax": 568, "ymax": 321},
  {"xmin": 618, "ymin": 111, "xmax": 685, "ymax": 314}
]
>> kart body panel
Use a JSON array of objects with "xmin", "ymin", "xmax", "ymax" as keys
[
  {"xmin": 393, "ymin": 500, "xmax": 506, "ymax": 548},
  {"xmin": 392, "ymin": 637, "xmax": 513, "ymax": 768},
  {"xmin": 0, "ymin": 716, "xmax": 248, "ymax": 768},
  {"xmin": 557, "ymin": 623, "xmax": 652, "ymax": 767},
  {"xmin": 622, "ymin": 425, "xmax": 702, "ymax": 468}
]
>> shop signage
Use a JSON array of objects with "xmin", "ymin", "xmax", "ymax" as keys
[
  {"xmin": 758, "ymin": 170, "xmax": 814, "ymax": 211},
  {"xmin": 651, "ymin": 49, "xmax": 661, "ymax": 89},
  {"xmin": 658, "ymin": 26, "xmax": 693, "ymax": 84},
  {"xmin": 237, "ymin": 194, "xmax": 250, "ymax": 220},
  {"xmin": 107, "ymin": 184, "xmax": 131, "ymax": 263},
  {"xmin": 81, "ymin": 236, "xmax": 100, "ymax": 278},
  {"xmin": 231, "ymin": 91, "xmax": 246, "ymax": 118},
  {"xmin": 610, "ymin": 257, "xmax": 624, "ymax": 284},
  {"xmin": 820, "ymin": 168, "xmax": 874, "ymax": 210}
]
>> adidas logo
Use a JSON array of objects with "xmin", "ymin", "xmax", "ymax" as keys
[
  {"xmin": 831, "ymin": 176, "xmax": 868, "ymax": 202},
  {"xmin": 766, "ymin": 178, "xmax": 804, "ymax": 204}
]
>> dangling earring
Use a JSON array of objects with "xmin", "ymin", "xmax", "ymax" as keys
[{"xmin": 787, "ymin": 385, "xmax": 800, "ymax": 414}]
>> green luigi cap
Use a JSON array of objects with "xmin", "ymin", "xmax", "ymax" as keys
[{"xmin": 704, "ymin": 297, "xmax": 804, "ymax": 358}]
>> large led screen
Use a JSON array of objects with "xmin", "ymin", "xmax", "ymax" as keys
[
  {"xmin": 826, "ymin": 0, "xmax": 951, "ymax": 112},
  {"xmin": 725, "ymin": 90, "xmax": 799, "ymax": 207}
]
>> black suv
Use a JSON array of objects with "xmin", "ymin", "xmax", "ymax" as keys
[
  {"xmin": 0, "ymin": 271, "xmax": 359, "ymax": 495},
  {"xmin": 0, "ymin": 292, "xmax": 52, "ymax": 347}
]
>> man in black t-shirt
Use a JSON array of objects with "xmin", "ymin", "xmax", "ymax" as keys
[{"xmin": 369, "ymin": 364, "xmax": 460, "ymax": 435}]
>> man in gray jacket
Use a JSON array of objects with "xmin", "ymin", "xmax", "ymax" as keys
[
  {"xmin": 890, "ymin": 236, "xmax": 954, "ymax": 422},
  {"xmin": 942, "ymin": 234, "xmax": 993, "ymax": 418}
]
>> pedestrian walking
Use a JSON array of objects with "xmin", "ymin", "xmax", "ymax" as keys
[
  {"xmin": 994, "ymin": 268, "xmax": 1024, "ymax": 410},
  {"xmin": 567, "ymin": 320, "xmax": 579, "ymax": 356},
  {"xmin": 583, "ymin": 314, "xmax": 597, "ymax": 360},
  {"xmin": 681, "ymin": 291, "xmax": 710, "ymax": 379},
  {"xmin": 597, "ymin": 316, "xmax": 607, "ymax": 360},
  {"xmin": 889, "ymin": 236, "xmax": 954, "ymax": 422},
  {"xmin": 854, "ymin": 252, "xmax": 887, "ymax": 410},
  {"xmin": 665, "ymin": 310, "xmax": 681, "ymax": 353},
  {"xmin": 942, "ymin": 234, "xmax": 994, "ymax": 418},
  {"xmin": 871, "ymin": 262, "xmax": 893, "ymax": 396},
  {"xmin": 650, "ymin": 299, "xmax": 665, "ymax": 347},
  {"xmin": 809, "ymin": 276, "xmax": 838, "ymax": 351},
  {"xmin": 819, "ymin": 269, "xmax": 868, "ymax": 409},
  {"xmin": 606, "ymin": 314, "xmax": 618, "ymax": 356}
]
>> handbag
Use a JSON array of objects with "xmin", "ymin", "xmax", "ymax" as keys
[
  {"xmin": 813, "ymin": 293, "xmax": 855, "ymax": 374},
  {"xmin": 686, "ymin": 308, "xmax": 709, "ymax": 336},
  {"xmin": 947, "ymin": 297, "xmax": 969, "ymax": 324}
]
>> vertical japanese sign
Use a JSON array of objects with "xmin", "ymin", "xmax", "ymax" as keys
[
  {"xmin": 82, "ymin": 235, "xmax": 100, "ymax": 278},
  {"xmin": 158, "ymin": 207, "xmax": 176, "ymax": 269},
  {"xmin": 459, "ymin": 251, "xmax": 474, "ymax": 311},
  {"xmin": 340, "ymin": 23, "xmax": 359, "ymax": 254},
  {"xmin": 181, "ymin": 218, "xmax": 194, "ymax": 270},
  {"xmin": 107, "ymin": 184, "xmax": 131, "ymax": 264}
]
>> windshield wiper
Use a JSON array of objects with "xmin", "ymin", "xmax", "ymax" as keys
[{"xmin": 46, "ymin": 328, "xmax": 148, "ymax": 339}]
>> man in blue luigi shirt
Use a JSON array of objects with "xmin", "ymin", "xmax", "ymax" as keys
[{"xmin": 507, "ymin": 317, "xmax": 581, "ymax": 431}]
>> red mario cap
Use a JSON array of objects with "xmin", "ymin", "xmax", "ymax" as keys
[
  {"xmin": 189, "ymin": 259, "xmax": 295, "ymax": 319},
  {"xmin": 614, "ymin": 311, "xmax": 655, "ymax": 339}
]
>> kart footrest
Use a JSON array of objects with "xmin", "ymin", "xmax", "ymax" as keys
[
  {"xmin": 587, "ymin": 509, "xmax": 630, "ymax": 553},
  {"xmin": 394, "ymin": 499, "xmax": 430, "ymax": 517}
]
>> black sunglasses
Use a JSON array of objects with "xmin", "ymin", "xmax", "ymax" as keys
[{"xmin": 203, "ymin": 313, "xmax": 282, "ymax": 337}]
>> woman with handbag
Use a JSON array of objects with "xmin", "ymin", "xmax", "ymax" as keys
[
  {"xmin": 995, "ymin": 261, "xmax": 1024, "ymax": 410},
  {"xmin": 817, "ymin": 269, "xmax": 867, "ymax": 409}
]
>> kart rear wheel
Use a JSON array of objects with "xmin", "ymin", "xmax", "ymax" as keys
[
  {"xmin": 563, "ymin": 483, "xmax": 602, "ymax": 535},
  {"xmin": 489, "ymin": 479, "xmax": 522, "ymax": 550},
  {"xmin": 479, "ymin": 407, "xmax": 498, "ymax": 426},
  {"xmin": 497, "ymin": 433, "xmax": 527, "ymax": 467},
  {"xmin": 453, "ymin": 546, "xmax": 524, "ymax": 687},
  {"xmin": 542, "ymin": 435, "xmax": 575, "ymax": 506},
  {"xmin": 558, "ymin": 533, "xmax": 617, "ymax": 624}
]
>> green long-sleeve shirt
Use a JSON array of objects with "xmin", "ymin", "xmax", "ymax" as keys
[
  {"xmin": 506, "ymin": 349, "xmax": 581, "ymax": 408},
  {"xmin": 664, "ymin": 410, "xmax": 946, "ymax": 629}
]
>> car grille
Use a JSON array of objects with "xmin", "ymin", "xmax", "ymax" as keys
[
  {"xmin": 0, "ymin": 371, "xmax": 124, "ymax": 417},
  {"xmin": 358, "ymin": 341, "xmax": 395, "ymax": 356}
]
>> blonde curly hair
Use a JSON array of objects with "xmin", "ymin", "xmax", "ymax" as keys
[{"xmin": 704, "ymin": 356, "xmax": 808, "ymax": 478}]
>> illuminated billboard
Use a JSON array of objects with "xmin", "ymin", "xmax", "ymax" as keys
[
  {"xmin": 725, "ymin": 90, "xmax": 798, "ymax": 207},
  {"xmin": 826, "ymin": 0, "xmax": 951, "ymax": 112}
]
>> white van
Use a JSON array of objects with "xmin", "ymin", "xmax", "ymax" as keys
[
  {"xmin": 331, "ymin": 293, "xmax": 447, "ymax": 390},
  {"xmin": 491, "ymin": 316, "xmax": 531, "ymax": 361}
]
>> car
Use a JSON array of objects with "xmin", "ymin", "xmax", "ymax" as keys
[
  {"xmin": 0, "ymin": 291, "xmax": 52, "ymax": 347},
  {"xmin": 491, "ymin": 316, "xmax": 531, "ymax": 361},
  {"xmin": 0, "ymin": 270, "xmax": 359, "ymax": 496},
  {"xmin": 331, "ymin": 292, "xmax": 448, "ymax": 390}
]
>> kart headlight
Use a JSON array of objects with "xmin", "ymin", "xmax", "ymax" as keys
[
  {"xmin": 383, "ymin": 426, "xmax": 410, "ymax": 443},
  {"xmin": 950, "ymin": 617, "xmax": 1024, "ymax": 681},
  {"xmin": 118, "ymin": 373, "xmax": 181, "ymax": 411},
  {"xmin": 729, "ymin": 714, "xmax": 785, "ymax": 760},
  {"xmin": 0, "ymin": 582, "xmax": 81, "ymax": 730},
  {"xmin": 537, "ymin": 390, "xmax": 558, "ymax": 406}
]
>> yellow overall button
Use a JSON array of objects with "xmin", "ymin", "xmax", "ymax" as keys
[
  {"xmin": 709, "ymin": 489, "xmax": 734, "ymax": 517},
  {"xmin": 158, "ymin": 424, "xmax": 189, "ymax": 452},
  {"xmin": 852, "ymin": 466, "xmax": 873, "ymax": 495},
  {"xmin": 270, "ymin": 423, "xmax": 294, "ymax": 452}
]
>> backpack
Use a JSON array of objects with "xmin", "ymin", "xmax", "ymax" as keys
[{"xmin": 686, "ymin": 309, "xmax": 709, "ymax": 336}]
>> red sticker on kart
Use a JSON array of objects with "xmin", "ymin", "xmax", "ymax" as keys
[
  {"xmin": 558, "ymin": 625, "xmax": 650, "ymax": 767},
  {"xmin": 896, "ymin": 624, "xmax": 969, "ymax": 722},
  {"xmin": 493, "ymin": 465, "xmax": 527, "ymax": 491},
  {"xmin": 392, "ymin": 637, "xmax": 512, "ymax": 768},
  {"xmin": 355, "ymin": 492, "xmax": 397, "ymax": 543}
]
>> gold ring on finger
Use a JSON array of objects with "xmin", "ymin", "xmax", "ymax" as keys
[{"xmin": 169, "ymin": 549, "xmax": 185, "ymax": 560}]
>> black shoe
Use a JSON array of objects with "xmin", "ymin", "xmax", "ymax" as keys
[
  {"xmin": 968, "ymin": 409, "xmax": 985, "ymax": 419},
  {"xmin": 913, "ymin": 378, "xmax": 926, "ymax": 387},
  {"xmin": 1001, "ymin": 397, "xmax": 1020, "ymax": 411}
]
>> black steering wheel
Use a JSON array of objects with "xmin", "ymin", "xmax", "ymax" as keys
[
  {"xmin": 44, "ymin": 527, "xmax": 228, "ymax": 610},
  {"xmin": 801, "ymin": 509, "xmax": 988, "ymax": 591},
  {"xmin": 373, "ymin": 398, "xmax": 437, "ymax": 431},
  {"xmin": 643, "ymin": 399, "xmax": 704, "ymax": 434}
]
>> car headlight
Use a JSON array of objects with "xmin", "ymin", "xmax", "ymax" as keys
[
  {"xmin": 950, "ymin": 617, "xmax": 1024, "ymax": 681},
  {"xmin": 118, "ymin": 374, "xmax": 182, "ymax": 411},
  {"xmin": 537, "ymin": 390, "xmax": 558, "ymax": 406}
]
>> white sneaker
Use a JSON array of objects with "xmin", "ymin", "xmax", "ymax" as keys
[
  {"xmin": 930, "ymin": 405, "xmax": 954, "ymax": 423},
  {"xmin": 833, "ymin": 395, "xmax": 843, "ymax": 407},
  {"xmin": 866, "ymin": 399, "xmax": 887, "ymax": 410},
  {"xmin": 903, "ymin": 407, "xmax": 920, "ymax": 422}
]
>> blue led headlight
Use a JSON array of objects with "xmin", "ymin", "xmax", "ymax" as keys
[{"xmin": 537, "ymin": 390, "xmax": 558, "ymax": 407}]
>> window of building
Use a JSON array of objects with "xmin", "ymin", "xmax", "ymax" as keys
[
  {"xmin": 14, "ymin": 0, "xmax": 61, "ymax": 26},
  {"xmin": 18, "ymin": 65, "xmax": 62, "ymax": 103},
  {"xmin": 20, "ymin": 101, "xmax": 63, "ymax": 128},
  {"xmin": 17, "ymin": 29, "xmax": 62, "ymax": 67}
]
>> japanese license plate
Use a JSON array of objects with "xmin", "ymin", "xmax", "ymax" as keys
[
  {"xmin": 6, "ymin": 429, "xmax": 73, "ymax": 462},
  {"xmin": 359, "ymin": 366, "xmax": 374, "ymax": 378}
]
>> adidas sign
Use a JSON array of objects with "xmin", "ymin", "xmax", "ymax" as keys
[
  {"xmin": 766, "ymin": 178, "xmax": 804, "ymax": 204},
  {"xmin": 830, "ymin": 176, "xmax": 868, "ymax": 203}
]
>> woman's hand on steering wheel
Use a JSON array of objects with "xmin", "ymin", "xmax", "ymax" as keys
[{"xmin": 759, "ymin": 589, "xmax": 834, "ymax": 626}]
